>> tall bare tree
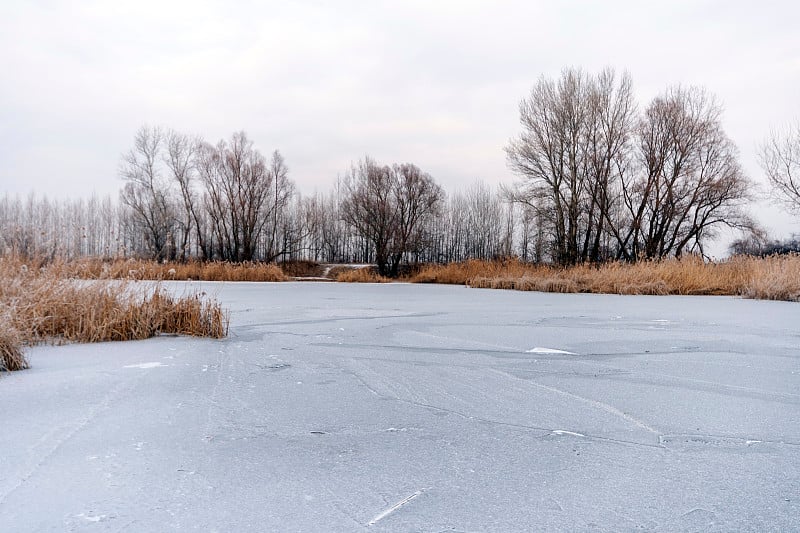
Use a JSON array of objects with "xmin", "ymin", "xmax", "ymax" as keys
[
  {"xmin": 506, "ymin": 68, "xmax": 636, "ymax": 264},
  {"xmin": 505, "ymin": 68, "xmax": 585, "ymax": 265},
  {"xmin": 759, "ymin": 123, "xmax": 800, "ymax": 214},
  {"xmin": 119, "ymin": 126, "xmax": 177, "ymax": 260},
  {"xmin": 508, "ymin": 71, "xmax": 753, "ymax": 263},
  {"xmin": 390, "ymin": 163, "xmax": 444, "ymax": 268},
  {"xmin": 198, "ymin": 132, "xmax": 274, "ymax": 261},
  {"xmin": 341, "ymin": 158, "xmax": 395, "ymax": 274},
  {"xmin": 263, "ymin": 150, "xmax": 296, "ymax": 262},
  {"xmin": 584, "ymin": 69, "xmax": 637, "ymax": 261},
  {"xmin": 617, "ymin": 87, "xmax": 754, "ymax": 259},
  {"xmin": 164, "ymin": 129, "xmax": 206, "ymax": 260},
  {"xmin": 341, "ymin": 157, "xmax": 443, "ymax": 276}
]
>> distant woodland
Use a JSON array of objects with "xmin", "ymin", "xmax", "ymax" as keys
[{"xmin": 2, "ymin": 68, "xmax": 799, "ymax": 276}]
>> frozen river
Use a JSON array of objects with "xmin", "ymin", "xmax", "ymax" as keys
[{"xmin": 1, "ymin": 282, "xmax": 799, "ymax": 531}]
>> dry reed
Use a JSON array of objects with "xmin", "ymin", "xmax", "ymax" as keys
[
  {"xmin": 742, "ymin": 254, "xmax": 800, "ymax": 301},
  {"xmin": 0, "ymin": 323, "xmax": 27, "ymax": 372},
  {"xmin": 0, "ymin": 256, "xmax": 229, "ymax": 372},
  {"xmin": 411, "ymin": 255, "xmax": 800, "ymax": 300},
  {"xmin": 70, "ymin": 258, "xmax": 287, "ymax": 282},
  {"xmin": 411, "ymin": 258, "xmax": 538, "ymax": 285},
  {"xmin": 335, "ymin": 267, "xmax": 390, "ymax": 283}
]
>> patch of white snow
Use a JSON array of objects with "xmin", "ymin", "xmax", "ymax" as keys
[
  {"xmin": 552, "ymin": 430, "xmax": 586, "ymax": 437},
  {"xmin": 526, "ymin": 347, "xmax": 576, "ymax": 355},
  {"xmin": 76, "ymin": 513, "xmax": 106, "ymax": 523},
  {"xmin": 123, "ymin": 362, "xmax": 166, "ymax": 369}
]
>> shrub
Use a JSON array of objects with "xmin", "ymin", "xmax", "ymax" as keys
[{"xmin": 279, "ymin": 260, "xmax": 324, "ymax": 278}]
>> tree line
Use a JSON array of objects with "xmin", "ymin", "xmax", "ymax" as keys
[
  {"xmin": 0, "ymin": 173, "xmax": 522, "ymax": 275},
  {"xmin": 506, "ymin": 68, "xmax": 757, "ymax": 265},
  {"xmin": 2, "ymin": 68, "xmax": 798, "ymax": 272}
]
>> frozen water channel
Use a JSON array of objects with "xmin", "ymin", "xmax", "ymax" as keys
[{"xmin": 1, "ymin": 282, "xmax": 799, "ymax": 531}]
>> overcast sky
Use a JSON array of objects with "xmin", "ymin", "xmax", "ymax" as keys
[{"xmin": 1, "ymin": 0, "xmax": 798, "ymax": 240}]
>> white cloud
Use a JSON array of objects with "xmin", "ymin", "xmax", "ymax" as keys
[{"xmin": 1, "ymin": 0, "xmax": 798, "ymax": 238}]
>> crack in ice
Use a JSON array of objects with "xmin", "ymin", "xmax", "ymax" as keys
[{"xmin": 368, "ymin": 489, "xmax": 426, "ymax": 526}]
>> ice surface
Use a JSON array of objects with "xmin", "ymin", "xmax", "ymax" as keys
[{"xmin": 1, "ymin": 282, "xmax": 799, "ymax": 531}]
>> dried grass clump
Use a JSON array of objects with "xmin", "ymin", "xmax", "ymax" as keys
[
  {"xmin": 70, "ymin": 258, "xmax": 287, "ymax": 282},
  {"xmin": 336, "ymin": 267, "xmax": 390, "ymax": 283},
  {"xmin": 0, "ymin": 324, "xmax": 27, "ymax": 372},
  {"xmin": 0, "ymin": 256, "xmax": 229, "ymax": 372},
  {"xmin": 743, "ymin": 254, "xmax": 800, "ymax": 301}
]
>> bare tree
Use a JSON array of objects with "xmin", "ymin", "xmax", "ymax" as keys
[
  {"xmin": 759, "ymin": 123, "xmax": 800, "ymax": 214},
  {"xmin": 263, "ymin": 150, "xmax": 297, "ymax": 262},
  {"xmin": 506, "ymin": 68, "xmax": 636, "ymax": 265},
  {"xmin": 341, "ymin": 158, "xmax": 395, "ymax": 274},
  {"xmin": 584, "ymin": 69, "xmax": 637, "ymax": 262},
  {"xmin": 197, "ymin": 132, "xmax": 274, "ymax": 261},
  {"xmin": 0, "ymin": 193, "xmax": 125, "ymax": 261},
  {"xmin": 389, "ymin": 163, "xmax": 444, "ymax": 269},
  {"xmin": 304, "ymin": 187, "xmax": 350, "ymax": 263},
  {"xmin": 617, "ymin": 87, "xmax": 754, "ymax": 259},
  {"xmin": 195, "ymin": 141, "xmax": 227, "ymax": 259},
  {"xmin": 194, "ymin": 133, "xmax": 301, "ymax": 261},
  {"xmin": 437, "ymin": 181, "xmax": 515, "ymax": 261},
  {"xmin": 341, "ymin": 157, "xmax": 443, "ymax": 276},
  {"xmin": 164, "ymin": 130, "xmax": 206, "ymax": 260},
  {"xmin": 506, "ymin": 68, "xmax": 585, "ymax": 265},
  {"xmin": 507, "ymin": 72, "xmax": 753, "ymax": 263},
  {"xmin": 119, "ymin": 126, "xmax": 177, "ymax": 260}
]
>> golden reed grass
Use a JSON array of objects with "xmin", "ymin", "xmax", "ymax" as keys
[
  {"xmin": 0, "ymin": 324, "xmax": 26, "ymax": 371},
  {"xmin": 742, "ymin": 254, "xmax": 800, "ymax": 301},
  {"xmin": 0, "ymin": 256, "xmax": 229, "ymax": 372},
  {"xmin": 335, "ymin": 267, "xmax": 390, "ymax": 283},
  {"xmin": 411, "ymin": 255, "xmax": 800, "ymax": 300},
  {"xmin": 70, "ymin": 258, "xmax": 287, "ymax": 282}
]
